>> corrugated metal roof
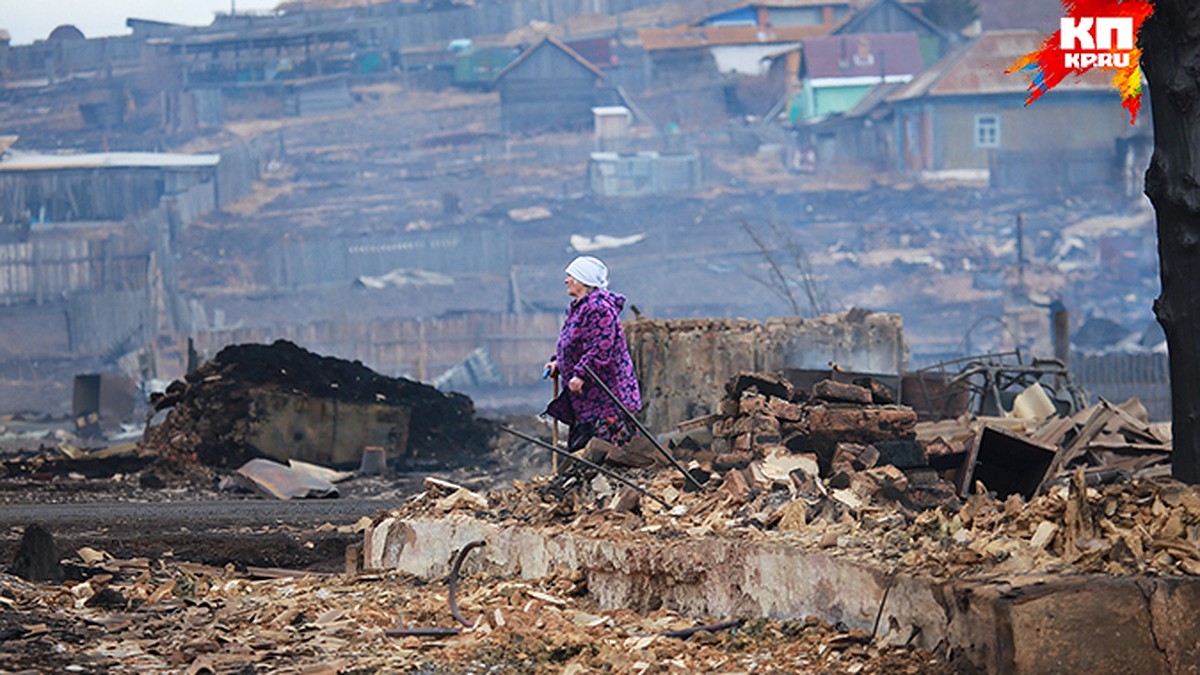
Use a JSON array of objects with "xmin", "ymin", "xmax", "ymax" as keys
[
  {"xmin": 0, "ymin": 152, "xmax": 221, "ymax": 171},
  {"xmin": 801, "ymin": 32, "xmax": 923, "ymax": 79},
  {"xmin": 830, "ymin": 0, "xmax": 953, "ymax": 42},
  {"xmin": 640, "ymin": 0, "xmax": 926, "ymax": 51},
  {"xmin": 888, "ymin": 31, "xmax": 1114, "ymax": 101},
  {"xmin": 640, "ymin": 24, "xmax": 832, "ymax": 51},
  {"xmin": 493, "ymin": 36, "xmax": 605, "ymax": 81}
]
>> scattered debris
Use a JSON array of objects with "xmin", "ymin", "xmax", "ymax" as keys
[
  {"xmin": 354, "ymin": 267, "xmax": 454, "ymax": 289},
  {"xmin": 0, "ymin": 553, "xmax": 952, "ymax": 674},
  {"xmin": 918, "ymin": 396, "xmax": 1171, "ymax": 499},
  {"xmin": 235, "ymin": 458, "xmax": 339, "ymax": 500},
  {"xmin": 392, "ymin": 370, "xmax": 1200, "ymax": 582},
  {"xmin": 569, "ymin": 232, "xmax": 647, "ymax": 252}
]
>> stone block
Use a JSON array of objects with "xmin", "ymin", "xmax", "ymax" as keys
[
  {"xmin": 605, "ymin": 436, "xmax": 659, "ymax": 468},
  {"xmin": 807, "ymin": 406, "xmax": 917, "ymax": 440},
  {"xmin": 712, "ymin": 418, "xmax": 733, "ymax": 437},
  {"xmin": 721, "ymin": 468, "xmax": 755, "ymax": 503}
]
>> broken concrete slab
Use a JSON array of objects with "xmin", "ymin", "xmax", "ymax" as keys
[{"xmin": 364, "ymin": 514, "xmax": 1200, "ymax": 674}]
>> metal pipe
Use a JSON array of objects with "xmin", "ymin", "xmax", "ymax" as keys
[
  {"xmin": 385, "ymin": 539, "xmax": 486, "ymax": 637},
  {"xmin": 499, "ymin": 425, "xmax": 671, "ymax": 509},
  {"xmin": 581, "ymin": 364, "xmax": 705, "ymax": 492},
  {"xmin": 449, "ymin": 540, "xmax": 486, "ymax": 628}
]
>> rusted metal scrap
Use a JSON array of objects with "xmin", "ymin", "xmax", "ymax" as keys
[{"xmin": 385, "ymin": 539, "xmax": 487, "ymax": 638}]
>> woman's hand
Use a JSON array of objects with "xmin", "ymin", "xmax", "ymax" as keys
[
  {"xmin": 543, "ymin": 361, "xmax": 558, "ymax": 378},
  {"xmin": 568, "ymin": 376, "xmax": 584, "ymax": 393}
]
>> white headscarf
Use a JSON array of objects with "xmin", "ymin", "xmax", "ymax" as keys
[{"xmin": 565, "ymin": 256, "xmax": 609, "ymax": 289}]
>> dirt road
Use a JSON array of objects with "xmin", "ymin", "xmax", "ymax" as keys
[{"xmin": 0, "ymin": 498, "xmax": 406, "ymax": 572}]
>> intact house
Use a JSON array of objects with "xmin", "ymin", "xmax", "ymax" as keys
[
  {"xmin": 795, "ymin": 31, "xmax": 1146, "ymax": 189},
  {"xmin": 761, "ymin": 0, "xmax": 958, "ymax": 124},
  {"xmin": 766, "ymin": 31, "xmax": 924, "ymax": 124},
  {"xmin": 829, "ymin": 0, "xmax": 957, "ymax": 66},
  {"xmin": 493, "ymin": 36, "xmax": 612, "ymax": 134}
]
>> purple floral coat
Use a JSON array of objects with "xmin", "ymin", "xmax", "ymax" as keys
[{"xmin": 550, "ymin": 288, "xmax": 641, "ymax": 425}]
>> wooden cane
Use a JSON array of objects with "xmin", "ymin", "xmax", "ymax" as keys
[{"xmin": 551, "ymin": 374, "xmax": 560, "ymax": 473}]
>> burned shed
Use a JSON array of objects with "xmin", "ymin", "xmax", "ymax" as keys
[{"xmin": 494, "ymin": 37, "xmax": 609, "ymax": 134}]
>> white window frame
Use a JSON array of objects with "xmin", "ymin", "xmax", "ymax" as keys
[{"xmin": 974, "ymin": 113, "xmax": 1001, "ymax": 148}]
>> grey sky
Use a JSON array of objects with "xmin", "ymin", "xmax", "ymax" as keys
[{"xmin": 3, "ymin": 1, "xmax": 281, "ymax": 46}]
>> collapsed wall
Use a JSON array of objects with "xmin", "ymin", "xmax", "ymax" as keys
[{"xmin": 626, "ymin": 310, "xmax": 906, "ymax": 431}]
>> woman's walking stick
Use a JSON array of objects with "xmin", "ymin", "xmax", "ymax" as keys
[{"xmin": 551, "ymin": 374, "xmax": 559, "ymax": 473}]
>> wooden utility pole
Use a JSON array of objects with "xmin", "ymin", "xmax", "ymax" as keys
[{"xmin": 1142, "ymin": 1, "xmax": 1200, "ymax": 482}]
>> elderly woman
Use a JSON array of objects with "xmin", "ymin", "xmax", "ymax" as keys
[{"xmin": 544, "ymin": 256, "xmax": 641, "ymax": 452}]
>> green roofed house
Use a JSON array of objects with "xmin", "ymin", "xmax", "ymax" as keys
[{"xmin": 790, "ymin": 32, "xmax": 924, "ymax": 122}]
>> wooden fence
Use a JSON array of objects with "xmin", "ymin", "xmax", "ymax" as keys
[
  {"xmin": 0, "ymin": 237, "xmax": 151, "ymax": 307},
  {"xmin": 192, "ymin": 311, "xmax": 561, "ymax": 385}
]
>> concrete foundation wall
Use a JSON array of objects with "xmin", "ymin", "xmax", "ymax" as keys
[
  {"xmin": 626, "ymin": 311, "xmax": 906, "ymax": 431},
  {"xmin": 366, "ymin": 515, "xmax": 1200, "ymax": 674}
]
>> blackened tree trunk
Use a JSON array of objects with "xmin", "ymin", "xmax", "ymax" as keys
[{"xmin": 1142, "ymin": 2, "xmax": 1200, "ymax": 482}]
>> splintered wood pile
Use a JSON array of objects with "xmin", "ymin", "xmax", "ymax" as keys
[{"xmin": 916, "ymin": 391, "xmax": 1173, "ymax": 498}]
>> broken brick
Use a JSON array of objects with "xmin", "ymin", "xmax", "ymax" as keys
[{"xmin": 812, "ymin": 379, "xmax": 873, "ymax": 405}]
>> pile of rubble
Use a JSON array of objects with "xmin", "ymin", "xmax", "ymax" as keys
[
  {"xmin": 0, "ymin": 542, "xmax": 952, "ymax": 673},
  {"xmin": 392, "ymin": 370, "xmax": 1200, "ymax": 579},
  {"xmin": 141, "ymin": 340, "xmax": 493, "ymax": 473},
  {"xmin": 918, "ymin": 390, "xmax": 1172, "ymax": 499},
  {"xmin": 688, "ymin": 371, "xmax": 950, "ymax": 510}
]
